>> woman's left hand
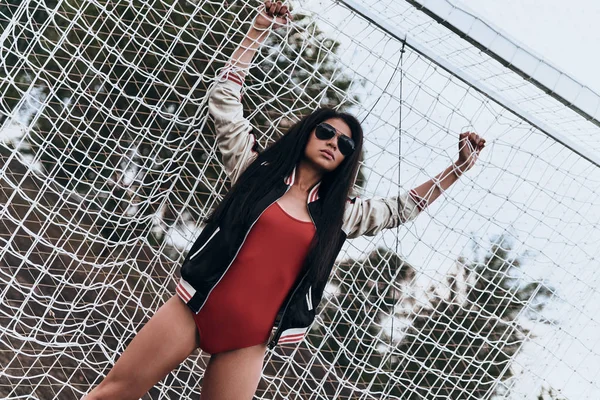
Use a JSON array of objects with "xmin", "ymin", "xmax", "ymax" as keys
[{"xmin": 456, "ymin": 131, "xmax": 485, "ymax": 175}]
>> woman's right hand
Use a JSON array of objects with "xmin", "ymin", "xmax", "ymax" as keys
[{"xmin": 253, "ymin": 1, "xmax": 292, "ymax": 30}]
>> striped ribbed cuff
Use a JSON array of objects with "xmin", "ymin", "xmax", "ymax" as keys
[{"xmin": 218, "ymin": 64, "xmax": 245, "ymax": 86}]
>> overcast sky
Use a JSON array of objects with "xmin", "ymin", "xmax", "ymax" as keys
[{"xmin": 461, "ymin": 0, "xmax": 600, "ymax": 94}]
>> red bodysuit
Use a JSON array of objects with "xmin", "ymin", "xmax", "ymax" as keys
[{"xmin": 192, "ymin": 201, "xmax": 316, "ymax": 354}]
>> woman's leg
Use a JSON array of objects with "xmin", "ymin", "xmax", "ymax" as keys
[
  {"xmin": 200, "ymin": 343, "xmax": 267, "ymax": 400},
  {"xmin": 84, "ymin": 295, "xmax": 200, "ymax": 400}
]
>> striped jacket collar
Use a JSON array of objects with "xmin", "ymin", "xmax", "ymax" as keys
[{"xmin": 284, "ymin": 164, "xmax": 321, "ymax": 204}]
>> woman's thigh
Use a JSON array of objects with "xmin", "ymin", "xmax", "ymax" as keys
[
  {"xmin": 201, "ymin": 343, "xmax": 267, "ymax": 400},
  {"xmin": 86, "ymin": 294, "xmax": 200, "ymax": 400}
]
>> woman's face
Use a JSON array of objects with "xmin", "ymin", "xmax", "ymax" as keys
[{"xmin": 304, "ymin": 118, "xmax": 353, "ymax": 173}]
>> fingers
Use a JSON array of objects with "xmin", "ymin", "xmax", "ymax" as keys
[
  {"xmin": 461, "ymin": 131, "xmax": 486, "ymax": 151},
  {"xmin": 280, "ymin": 5, "xmax": 291, "ymax": 20},
  {"xmin": 263, "ymin": 1, "xmax": 292, "ymax": 20},
  {"xmin": 457, "ymin": 131, "xmax": 485, "ymax": 173}
]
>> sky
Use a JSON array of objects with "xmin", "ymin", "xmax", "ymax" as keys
[{"xmin": 461, "ymin": 0, "xmax": 600, "ymax": 94}]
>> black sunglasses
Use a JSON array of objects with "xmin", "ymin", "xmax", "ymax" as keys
[{"xmin": 315, "ymin": 123, "xmax": 355, "ymax": 156}]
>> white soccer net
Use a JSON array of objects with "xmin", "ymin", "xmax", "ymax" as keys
[{"xmin": 1, "ymin": 0, "xmax": 599, "ymax": 399}]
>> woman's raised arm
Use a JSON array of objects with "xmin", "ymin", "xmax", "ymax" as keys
[
  {"xmin": 409, "ymin": 131, "xmax": 485, "ymax": 209},
  {"xmin": 342, "ymin": 131, "xmax": 486, "ymax": 238},
  {"xmin": 227, "ymin": 1, "xmax": 291, "ymax": 79},
  {"xmin": 207, "ymin": 1, "xmax": 291, "ymax": 185}
]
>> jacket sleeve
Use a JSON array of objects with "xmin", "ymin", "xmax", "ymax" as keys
[
  {"xmin": 207, "ymin": 66, "xmax": 260, "ymax": 185},
  {"xmin": 342, "ymin": 189, "xmax": 426, "ymax": 239}
]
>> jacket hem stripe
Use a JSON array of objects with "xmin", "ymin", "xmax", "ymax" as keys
[
  {"xmin": 176, "ymin": 284, "xmax": 191, "ymax": 303},
  {"xmin": 177, "ymin": 278, "xmax": 196, "ymax": 303},
  {"xmin": 280, "ymin": 332, "xmax": 305, "ymax": 340},
  {"xmin": 279, "ymin": 327, "xmax": 308, "ymax": 343},
  {"xmin": 278, "ymin": 334, "xmax": 305, "ymax": 344}
]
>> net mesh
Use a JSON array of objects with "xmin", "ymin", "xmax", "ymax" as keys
[{"xmin": 0, "ymin": 0, "xmax": 598, "ymax": 399}]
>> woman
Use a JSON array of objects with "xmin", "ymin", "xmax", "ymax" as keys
[{"xmin": 84, "ymin": 2, "xmax": 485, "ymax": 399}]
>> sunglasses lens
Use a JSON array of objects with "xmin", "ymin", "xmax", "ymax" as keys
[
  {"xmin": 338, "ymin": 136, "xmax": 355, "ymax": 156},
  {"xmin": 315, "ymin": 124, "xmax": 335, "ymax": 140}
]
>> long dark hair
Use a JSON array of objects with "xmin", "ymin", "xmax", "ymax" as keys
[{"xmin": 206, "ymin": 107, "xmax": 364, "ymax": 288}]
